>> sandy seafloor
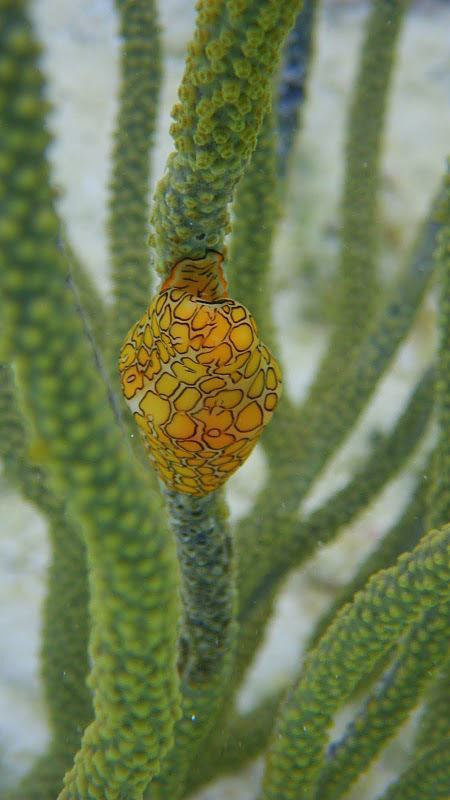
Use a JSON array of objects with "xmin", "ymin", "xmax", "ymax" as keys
[{"xmin": 0, "ymin": 0, "xmax": 449, "ymax": 797}]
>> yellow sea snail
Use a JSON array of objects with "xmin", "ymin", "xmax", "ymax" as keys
[{"xmin": 119, "ymin": 251, "xmax": 282, "ymax": 496}]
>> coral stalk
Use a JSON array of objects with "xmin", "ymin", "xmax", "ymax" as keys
[
  {"xmin": 414, "ymin": 665, "xmax": 450, "ymax": 756},
  {"xmin": 426, "ymin": 168, "xmax": 449, "ymax": 528},
  {"xmin": 0, "ymin": 5, "xmax": 180, "ymax": 798},
  {"xmin": 0, "ymin": 363, "xmax": 92, "ymax": 799},
  {"xmin": 334, "ymin": 0, "xmax": 410, "ymax": 347},
  {"xmin": 147, "ymin": 488, "xmax": 237, "ymax": 799},
  {"xmin": 164, "ymin": 489, "xmax": 235, "ymax": 682},
  {"xmin": 276, "ymin": 0, "xmax": 319, "ymax": 177},
  {"xmin": 108, "ymin": 0, "xmax": 162, "ymax": 360},
  {"xmin": 316, "ymin": 603, "xmax": 450, "ymax": 800},
  {"xmin": 308, "ymin": 466, "xmax": 429, "ymax": 649},
  {"xmin": 150, "ymin": 0, "xmax": 304, "ymax": 276},
  {"xmin": 238, "ymin": 333, "xmax": 437, "ymax": 618},
  {"xmin": 228, "ymin": 107, "xmax": 279, "ymax": 342},
  {"xmin": 377, "ymin": 741, "xmax": 450, "ymax": 800},
  {"xmin": 262, "ymin": 524, "xmax": 450, "ymax": 800}
]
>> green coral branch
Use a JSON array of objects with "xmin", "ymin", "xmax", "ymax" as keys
[
  {"xmin": 16, "ymin": 535, "xmax": 91, "ymax": 800},
  {"xmin": 315, "ymin": 603, "xmax": 449, "ymax": 800},
  {"xmin": 108, "ymin": 0, "xmax": 162, "ymax": 359},
  {"xmin": 266, "ymin": 0, "xmax": 410, "ymax": 505},
  {"xmin": 186, "ymin": 689, "xmax": 285, "ymax": 795},
  {"xmin": 0, "ymin": 5, "xmax": 180, "ymax": 798},
  {"xmin": 150, "ymin": 0, "xmax": 304, "ymax": 275},
  {"xmin": 61, "ymin": 234, "xmax": 108, "ymax": 353},
  {"xmin": 276, "ymin": 0, "xmax": 319, "ymax": 178},
  {"xmin": 144, "ymin": 12, "xmax": 303, "ymax": 788},
  {"xmin": 308, "ymin": 466, "xmax": 429, "ymax": 650},
  {"xmin": 274, "ymin": 367, "xmax": 434, "ymax": 587},
  {"xmin": 254, "ymin": 0, "xmax": 411, "ymax": 515},
  {"xmin": 67, "ymin": 257, "xmax": 125, "ymax": 433},
  {"xmin": 230, "ymin": 24, "xmax": 442, "ymax": 687},
  {"xmin": 234, "ymin": 183, "xmax": 443, "ymax": 642},
  {"xmin": 164, "ymin": 490, "xmax": 235, "ymax": 681},
  {"xmin": 148, "ymin": 671, "xmax": 234, "ymax": 800},
  {"xmin": 0, "ymin": 363, "xmax": 92, "ymax": 799},
  {"xmin": 227, "ymin": 104, "xmax": 300, "ymax": 476},
  {"xmin": 332, "ymin": 0, "xmax": 410, "ymax": 347},
  {"xmin": 290, "ymin": 177, "xmax": 443, "ymax": 506},
  {"xmin": 146, "ymin": 490, "xmax": 237, "ymax": 800},
  {"xmin": 377, "ymin": 740, "xmax": 450, "ymax": 800},
  {"xmin": 235, "ymin": 380, "xmax": 433, "ymax": 692},
  {"xmin": 261, "ymin": 524, "xmax": 450, "ymax": 800},
  {"xmin": 58, "ymin": 234, "xmax": 122, "ymax": 434},
  {"xmin": 228, "ymin": 108, "xmax": 279, "ymax": 341},
  {"xmin": 414, "ymin": 663, "xmax": 450, "ymax": 756},
  {"xmin": 426, "ymin": 167, "xmax": 449, "ymax": 528},
  {"xmin": 228, "ymin": 587, "xmax": 279, "ymax": 710},
  {"xmin": 0, "ymin": 364, "xmax": 56, "ymax": 513},
  {"xmin": 226, "ymin": 102, "xmax": 302, "ymax": 484},
  {"xmin": 238, "ymin": 363, "xmax": 435, "ymax": 637}
]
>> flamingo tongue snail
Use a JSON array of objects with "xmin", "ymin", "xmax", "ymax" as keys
[{"xmin": 119, "ymin": 251, "xmax": 282, "ymax": 496}]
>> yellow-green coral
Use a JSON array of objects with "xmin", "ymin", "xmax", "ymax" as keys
[
  {"xmin": 233, "ymin": 359, "xmax": 435, "ymax": 692},
  {"xmin": 316, "ymin": 603, "xmax": 450, "ymax": 800},
  {"xmin": 415, "ymin": 665, "xmax": 450, "ymax": 757},
  {"xmin": 186, "ymin": 688, "xmax": 285, "ymax": 795},
  {"xmin": 145, "ymin": 489, "xmax": 237, "ymax": 800},
  {"xmin": 334, "ymin": 0, "xmax": 410, "ymax": 349},
  {"xmin": 0, "ymin": 364, "xmax": 92, "ymax": 798},
  {"xmin": 276, "ymin": 0, "xmax": 319, "ymax": 177},
  {"xmin": 228, "ymin": 108, "xmax": 279, "ymax": 340},
  {"xmin": 0, "ymin": 4, "xmax": 180, "ymax": 798},
  {"xmin": 263, "ymin": 525, "xmax": 450, "ymax": 800},
  {"xmin": 379, "ymin": 741, "xmax": 450, "ymax": 800},
  {"xmin": 236, "ymin": 206, "xmax": 442, "ymax": 615},
  {"xmin": 150, "ymin": 0, "xmax": 304, "ymax": 275},
  {"xmin": 427, "ymin": 171, "xmax": 450, "ymax": 529},
  {"xmin": 108, "ymin": 0, "xmax": 162, "ymax": 361},
  {"xmin": 308, "ymin": 466, "xmax": 430, "ymax": 650}
]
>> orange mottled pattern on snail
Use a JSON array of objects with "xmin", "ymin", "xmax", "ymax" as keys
[{"xmin": 119, "ymin": 252, "xmax": 282, "ymax": 496}]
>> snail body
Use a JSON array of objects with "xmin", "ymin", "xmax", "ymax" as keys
[{"xmin": 119, "ymin": 253, "xmax": 281, "ymax": 496}]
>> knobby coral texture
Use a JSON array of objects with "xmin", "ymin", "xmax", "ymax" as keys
[{"xmin": 0, "ymin": 1, "xmax": 449, "ymax": 800}]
